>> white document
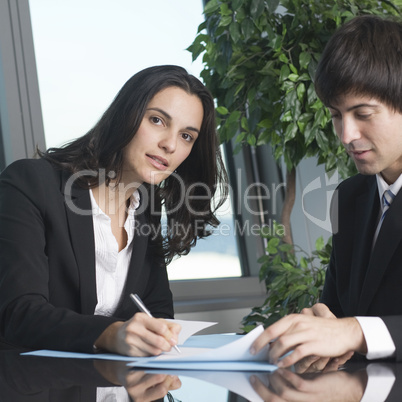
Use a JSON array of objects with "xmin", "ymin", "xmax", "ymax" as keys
[
  {"xmin": 154, "ymin": 369, "xmax": 270, "ymax": 402},
  {"xmin": 166, "ymin": 319, "xmax": 217, "ymax": 345},
  {"xmin": 128, "ymin": 325, "xmax": 274, "ymax": 371},
  {"xmin": 21, "ymin": 319, "xmax": 218, "ymax": 361}
]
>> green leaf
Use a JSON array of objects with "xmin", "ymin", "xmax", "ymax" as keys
[
  {"xmin": 316, "ymin": 129, "xmax": 330, "ymax": 153},
  {"xmin": 296, "ymin": 83, "xmax": 306, "ymax": 102},
  {"xmin": 289, "ymin": 64, "xmax": 298, "ymax": 74},
  {"xmin": 227, "ymin": 110, "xmax": 242, "ymax": 124},
  {"xmin": 268, "ymin": 237, "xmax": 280, "ymax": 248},
  {"xmin": 267, "ymin": 245, "xmax": 278, "ymax": 255},
  {"xmin": 234, "ymin": 81, "xmax": 246, "ymax": 96},
  {"xmin": 258, "ymin": 118, "xmax": 273, "ymax": 129},
  {"xmin": 299, "ymin": 51, "xmax": 312, "ymax": 70},
  {"xmin": 250, "ymin": 0, "xmax": 265, "ymax": 20},
  {"xmin": 220, "ymin": 3, "xmax": 232, "ymax": 16},
  {"xmin": 315, "ymin": 236, "xmax": 325, "ymax": 251},
  {"xmin": 298, "ymin": 112, "xmax": 313, "ymax": 123},
  {"xmin": 304, "ymin": 124, "xmax": 318, "ymax": 146},
  {"xmin": 216, "ymin": 106, "xmax": 229, "ymax": 115},
  {"xmin": 279, "ymin": 53, "xmax": 289, "ymax": 63},
  {"xmin": 266, "ymin": 0, "xmax": 280, "ymax": 13},
  {"xmin": 281, "ymin": 110, "xmax": 292, "ymax": 122},
  {"xmin": 284, "ymin": 122, "xmax": 298, "ymax": 142},
  {"xmin": 259, "ymin": 60, "xmax": 276, "ymax": 76},
  {"xmin": 279, "ymin": 64, "xmax": 290, "ymax": 82},
  {"xmin": 247, "ymin": 135, "xmax": 257, "ymax": 146},
  {"xmin": 235, "ymin": 131, "xmax": 246, "ymax": 143},
  {"xmin": 229, "ymin": 22, "xmax": 241, "ymax": 42},
  {"xmin": 315, "ymin": 108, "xmax": 327, "ymax": 128},
  {"xmin": 241, "ymin": 116, "xmax": 249, "ymax": 131},
  {"xmin": 241, "ymin": 18, "xmax": 255, "ymax": 40},
  {"xmin": 288, "ymin": 73, "xmax": 299, "ymax": 82},
  {"xmin": 203, "ymin": 0, "xmax": 219, "ymax": 14},
  {"xmin": 219, "ymin": 15, "xmax": 233, "ymax": 27},
  {"xmin": 232, "ymin": 0, "xmax": 246, "ymax": 10}
]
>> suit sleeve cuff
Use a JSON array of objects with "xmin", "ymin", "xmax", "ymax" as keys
[{"xmin": 355, "ymin": 316, "xmax": 396, "ymax": 359}]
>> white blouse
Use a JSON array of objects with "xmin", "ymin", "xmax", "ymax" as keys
[{"xmin": 89, "ymin": 188, "xmax": 140, "ymax": 317}]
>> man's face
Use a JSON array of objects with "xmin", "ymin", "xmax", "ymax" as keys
[{"xmin": 328, "ymin": 94, "xmax": 402, "ymax": 184}]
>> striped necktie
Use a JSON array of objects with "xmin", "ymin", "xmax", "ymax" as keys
[
  {"xmin": 373, "ymin": 189, "xmax": 395, "ymax": 248},
  {"xmin": 380, "ymin": 189, "xmax": 395, "ymax": 224}
]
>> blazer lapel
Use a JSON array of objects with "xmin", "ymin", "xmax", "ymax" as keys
[
  {"xmin": 358, "ymin": 186, "xmax": 402, "ymax": 314},
  {"xmin": 61, "ymin": 172, "xmax": 97, "ymax": 315},
  {"xmin": 345, "ymin": 178, "xmax": 379, "ymax": 315}
]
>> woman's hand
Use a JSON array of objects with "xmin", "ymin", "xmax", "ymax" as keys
[
  {"xmin": 94, "ymin": 313, "xmax": 181, "ymax": 356},
  {"xmin": 94, "ymin": 360, "xmax": 181, "ymax": 402},
  {"xmin": 125, "ymin": 371, "xmax": 181, "ymax": 402}
]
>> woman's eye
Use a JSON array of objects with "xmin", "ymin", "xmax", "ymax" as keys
[
  {"xmin": 182, "ymin": 133, "xmax": 193, "ymax": 142},
  {"xmin": 150, "ymin": 116, "xmax": 163, "ymax": 125}
]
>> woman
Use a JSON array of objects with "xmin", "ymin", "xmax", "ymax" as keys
[{"xmin": 0, "ymin": 65, "xmax": 227, "ymax": 356}]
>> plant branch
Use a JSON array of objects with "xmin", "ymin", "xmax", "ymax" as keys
[{"xmin": 281, "ymin": 167, "xmax": 296, "ymax": 245}]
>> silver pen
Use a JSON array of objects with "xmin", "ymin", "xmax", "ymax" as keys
[{"xmin": 130, "ymin": 293, "xmax": 181, "ymax": 353}]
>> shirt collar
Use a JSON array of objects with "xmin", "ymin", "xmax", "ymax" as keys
[
  {"xmin": 89, "ymin": 188, "xmax": 141, "ymax": 217},
  {"xmin": 128, "ymin": 190, "xmax": 140, "ymax": 213},
  {"xmin": 376, "ymin": 173, "xmax": 402, "ymax": 203}
]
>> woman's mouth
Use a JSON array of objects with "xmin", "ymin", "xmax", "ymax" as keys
[{"xmin": 147, "ymin": 154, "xmax": 169, "ymax": 170}]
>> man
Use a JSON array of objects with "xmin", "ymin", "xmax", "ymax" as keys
[{"xmin": 251, "ymin": 14, "xmax": 402, "ymax": 369}]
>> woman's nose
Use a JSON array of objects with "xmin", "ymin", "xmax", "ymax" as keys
[{"xmin": 158, "ymin": 131, "xmax": 176, "ymax": 153}]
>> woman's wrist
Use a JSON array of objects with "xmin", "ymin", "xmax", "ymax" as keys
[{"xmin": 94, "ymin": 321, "xmax": 124, "ymax": 353}]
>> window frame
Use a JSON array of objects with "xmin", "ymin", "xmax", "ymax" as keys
[{"xmin": 0, "ymin": 0, "xmax": 45, "ymax": 167}]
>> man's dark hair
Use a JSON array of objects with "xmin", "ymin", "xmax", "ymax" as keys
[{"xmin": 315, "ymin": 15, "xmax": 402, "ymax": 112}]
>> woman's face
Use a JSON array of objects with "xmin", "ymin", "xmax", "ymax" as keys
[{"xmin": 122, "ymin": 86, "xmax": 203, "ymax": 186}]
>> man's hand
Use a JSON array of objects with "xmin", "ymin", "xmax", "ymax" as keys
[
  {"xmin": 295, "ymin": 303, "xmax": 354, "ymax": 372},
  {"xmin": 250, "ymin": 306, "xmax": 367, "ymax": 368},
  {"xmin": 251, "ymin": 367, "xmax": 367, "ymax": 401},
  {"xmin": 94, "ymin": 313, "xmax": 181, "ymax": 356}
]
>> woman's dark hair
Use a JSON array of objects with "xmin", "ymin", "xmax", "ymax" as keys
[
  {"xmin": 40, "ymin": 65, "xmax": 228, "ymax": 263},
  {"xmin": 315, "ymin": 15, "xmax": 402, "ymax": 112}
]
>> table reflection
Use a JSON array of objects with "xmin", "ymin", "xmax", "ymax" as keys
[{"xmin": 1, "ymin": 350, "xmax": 402, "ymax": 401}]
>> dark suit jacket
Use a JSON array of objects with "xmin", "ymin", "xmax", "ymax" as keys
[
  {"xmin": 0, "ymin": 159, "xmax": 173, "ymax": 353},
  {"xmin": 321, "ymin": 173, "xmax": 402, "ymax": 360}
]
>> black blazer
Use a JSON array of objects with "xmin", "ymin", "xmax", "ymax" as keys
[
  {"xmin": 0, "ymin": 159, "xmax": 173, "ymax": 353},
  {"xmin": 321, "ymin": 173, "xmax": 402, "ymax": 360}
]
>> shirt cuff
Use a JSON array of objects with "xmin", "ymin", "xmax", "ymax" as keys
[
  {"xmin": 355, "ymin": 316, "xmax": 396, "ymax": 360},
  {"xmin": 360, "ymin": 363, "xmax": 395, "ymax": 402}
]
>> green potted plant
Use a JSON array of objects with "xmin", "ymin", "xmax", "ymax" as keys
[
  {"xmin": 188, "ymin": 0, "xmax": 401, "ymax": 329},
  {"xmin": 189, "ymin": 0, "xmax": 400, "ymax": 242}
]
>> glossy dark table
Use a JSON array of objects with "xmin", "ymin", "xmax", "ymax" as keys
[{"xmin": 1, "ymin": 349, "xmax": 401, "ymax": 401}]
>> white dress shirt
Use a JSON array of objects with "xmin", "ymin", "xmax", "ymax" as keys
[
  {"xmin": 89, "ymin": 189, "xmax": 140, "ymax": 317},
  {"xmin": 355, "ymin": 173, "xmax": 402, "ymax": 359}
]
